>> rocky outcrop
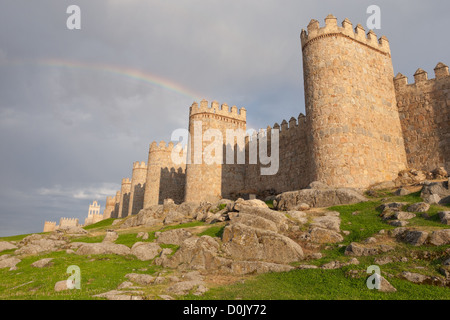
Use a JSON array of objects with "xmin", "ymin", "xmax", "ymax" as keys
[
  {"xmin": 274, "ymin": 184, "xmax": 367, "ymax": 211},
  {"xmin": 161, "ymin": 236, "xmax": 225, "ymax": 271},
  {"xmin": 222, "ymin": 223, "xmax": 304, "ymax": 264},
  {"xmin": 131, "ymin": 242, "xmax": 161, "ymax": 261},
  {"xmin": 439, "ymin": 212, "xmax": 450, "ymax": 225},
  {"xmin": 103, "ymin": 230, "xmax": 119, "ymax": 243},
  {"xmin": 31, "ymin": 258, "xmax": 54, "ymax": 268},
  {"xmin": 156, "ymin": 229, "xmax": 193, "ymax": 246},
  {"xmin": 429, "ymin": 229, "xmax": 450, "ymax": 246},
  {"xmin": 421, "ymin": 180, "xmax": 450, "ymax": 204},
  {"xmin": 407, "ymin": 202, "xmax": 430, "ymax": 213},
  {"xmin": 0, "ymin": 241, "xmax": 17, "ymax": 253},
  {"xmin": 75, "ymin": 242, "xmax": 131, "ymax": 256}
]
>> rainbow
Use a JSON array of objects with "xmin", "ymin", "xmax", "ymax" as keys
[{"xmin": 4, "ymin": 58, "xmax": 203, "ymax": 101}]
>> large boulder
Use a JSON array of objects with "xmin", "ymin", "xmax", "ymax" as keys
[
  {"xmin": 222, "ymin": 223, "xmax": 304, "ymax": 264},
  {"xmin": 31, "ymin": 258, "xmax": 54, "ymax": 268},
  {"xmin": 344, "ymin": 242, "xmax": 379, "ymax": 256},
  {"xmin": 156, "ymin": 229, "xmax": 193, "ymax": 246},
  {"xmin": 274, "ymin": 187, "xmax": 367, "ymax": 211},
  {"xmin": 237, "ymin": 207, "xmax": 290, "ymax": 232},
  {"xmin": 131, "ymin": 242, "xmax": 161, "ymax": 261},
  {"xmin": 15, "ymin": 238, "xmax": 67, "ymax": 255},
  {"xmin": 407, "ymin": 202, "xmax": 430, "ymax": 213},
  {"xmin": 311, "ymin": 215, "xmax": 341, "ymax": 232},
  {"xmin": 428, "ymin": 229, "xmax": 450, "ymax": 246},
  {"xmin": 162, "ymin": 236, "xmax": 224, "ymax": 271},
  {"xmin": 103, "ymin": 230, "xmax": 119, "ymax": 243},
  {"xmin": 403, "ymin": 230, "xmax": 429, "ymax": 246},
  {"xmin": 76, "ymin": 242, "xmax": 131, "ymax": 256},
  {"xmin": 421, "ymin": 181, "xmax": 450, "ymax": 205},
  {"xmin": 120, "ymin": 205, "xmax": 164, "ymax": 229},
  {"xmin": 233, "ymin": 198, "xmax": 268, "ymax": 212},
  {"xmin": 0, "ymin": 241, "xmax": 17, "ymax": 253},
  {"xmin": 308, "ymin": 227, "xmax": 343, "ymax": 244},
  {"xmin": 0, "ymin": 256, "xmax": 21, "ymax": 269},
  {"xmin": 438, "ymin": 212, "xmax": 450, "ymax": 225},
  {"xmin": 231, "ymin": 212, "xmax": 278, "ymax": 233}
]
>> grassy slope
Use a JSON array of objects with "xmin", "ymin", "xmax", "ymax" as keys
[{"xmin": 1, "ymin": 191, "xmax": 449, "ymax": 300}]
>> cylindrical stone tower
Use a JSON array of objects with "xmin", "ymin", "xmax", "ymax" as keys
[
  {"xmin": 102, "ymin": 195, "xmax": 116, "ymax": 219},
  {"xmin": 301, "ymin": 15, "xmax": 407, "ymax": 188},
  {"xmin": 185, "ymin": 99, "xmax": 246, "ymax": 202},
  {"xmin": 117, "ymin": 178, "xmax": 131, "ymax": 218},
  {"xmin": 143, "ymin": 141, "xmax": 186, "ymax": 207},
  {"xmin": 128, "ymin": 161, "xmax": 147, "ymax": 216}
]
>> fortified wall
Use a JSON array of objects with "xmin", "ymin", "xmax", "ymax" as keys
[
  {"xmin": 394, "ymin": 63, "xmax": 450, "ymax": 172},
  {"xmin": 43, "ymin": 15, "xmax": 450, "ymax": 231}
]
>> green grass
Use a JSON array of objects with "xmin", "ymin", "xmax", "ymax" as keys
[
  {"xmin": 0, "ymin": 233, "xmax": 38, "ymax": 242},
  {"xmin": 198, "ymin": 225, "xmax": 225, "ymax": 238},
  {"xmin": 183, "ymin": 267, "xmax": 450, "ymax": 300},
  {"xmin": 329, "ymin": 200, "xmax": 392, "ymax": 244},
  {"xmin": 160, "ymin": 221, "xmax": 205, "ymax": 232},
  {"xmin": 83, "ymin": 218, "xmax": 116, "ymax": 230},
  {"xmin": 265, "ymin": 200, "xmax": 274, "ymax": 209},
  {"xmin": 0, "ymin": 251, "xmax": 161, "ymax": 300}
]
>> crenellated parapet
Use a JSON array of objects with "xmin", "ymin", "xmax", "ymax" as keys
[
  {"xmin": 301, "ymin": 14, "xmax": 391, "ymax": 56},
  {"xmin": 121, "ymin": 178, "xmax": 131, "ymax": 185},
  {"xmin": 59, "ymin": 217, "xmax": 79, "ymax": 227},
  {"xmin": 43, "ymin": 221, "xmax": 57, "ymax": 232},
  {"xmin": 132, "ymin": 161, "xmax": 147, "ymax": 170},
  {"xmin": 394, "ymin": 62, "xmax": 450, "ymax": 172},
  {"xmin": 189, "ymin": 99, "xmax": 246, "ymax": 124},
  {"xmin": 394, "ymin": 62, "xmax": 450, "ymax": 90}
]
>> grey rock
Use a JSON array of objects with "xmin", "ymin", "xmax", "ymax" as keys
[
  {"xmin": 407, "ymin": 202, "xmax": 430, "ymax": 213},
  {"xmin": 76, "ymin": 242, "xmax": 131, "ymax": 256},
  {"xmin": 421, "ymin": 181, "xmax": 450, "ymax": 205},
  {"xmin": 394, "ymin": 211, "xmax": 416, "ymax": 220},
  {"xmin": 0, "ymin": 241, "xmax": 18, "ymax": 253},
  {"xmin": 275, "ymin": 187, "xmax": 367, "ymax": 211},
  {"xmin": 395, "ymin": 188, "xmax": 411, "ymax": 196},
  {"xmin": 389, "ymin": 220, "xmax": 409, "ymax": 227},
  {"xmin": 131, "ymin": 242, "xmax": 161, "ymax": 261},
  {"xmin": 31, "ymin": 258, "xmax": 54, "ymax": 268},
  {"xmin": 156, "ymin": 229, "xmax": 193, "ymax": 246},
  {"xmin": 232, "ymin": 212, "xmax": 278, "ymax": 232},
  {"xmin": 125, "ymin": 273, "xmax": 155, "ymax": 285},
  {"xmin": 0, "ymin": 257, "xmax": 21, "ymax": 269},
  {"xmin": 428, "ymin": 229, "xmax": 450, "ymax": 246},
  {"xmin": 311, "ymin": 215, "xmax": 341, "ymax": 232},
  {"xmin": 222, "ymin": 224, "xmax": 304, "ymax": 264},
  {"xmin": 438, "ymin": 212, "xmax": 450, "ymax": 225},
  {"xmin": 404, "ymin": 230, "xmax": 429, "ymax": 246},
  {"xmin": 344, "ymin": 242, "xmax": 379, "ymax": 256},
  {"xmin": 103, "ymin": 230, "xmax": 118, "ymax": 243},
  {"xmin": 309, "ymin": 227, "xmax": 344, "ymax": 244}
]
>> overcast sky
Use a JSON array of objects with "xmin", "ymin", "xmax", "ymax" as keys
[{"xmin": 0, "ymin": 0, "xmax": 449, "ymax": 236}]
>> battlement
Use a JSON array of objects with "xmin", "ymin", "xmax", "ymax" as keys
[
  {"xmin": 300, "ymin": 14, "xmax": 391, "ymax": 56},
  {"xmin": 189, "ymin": 99, "xmax": 246, "ymax": 122},
  {"xmin": 149, "ymin": 140, "xmax": 185, "ymax": 153},
  {"xmin": 271, "ymin": 113, "xmax": 307, "ymax": 133},
  {"xmin": 121, "ymin": 178, "xmax": 131, "ymax": 185},
  {"xmin": 394, "ymin": 62, "xmax": 450, "ymax": 89},
  {"xmin": 105, "ymin": 196, "xmax": 115, "ymax": 205},
  {"xmin": 43, "ymin": 221, "xmax": 57, "ymax": 232},
  {"xmin": 59, "ymin": 217, "xmax": 79, "ymax": 227},
  {"xmin": 44, "ymin": 221, "xmax": 56, "ymax": 225},
  {"xmin": 132, "ymin": 161, "xmax": 147, "ymax": 169}
]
